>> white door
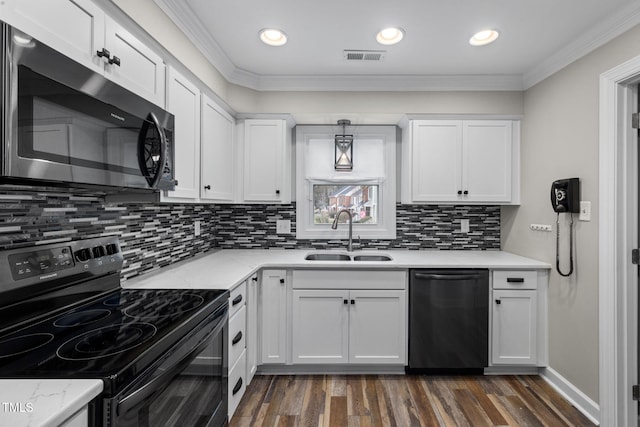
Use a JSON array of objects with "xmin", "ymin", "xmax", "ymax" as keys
[
  {"xmin": 103, "ymin": 16, "xmax": 165, "ymax": 106},
  {"xmin": 349, "ymin": 290, "xmax": 407, "ymax": 364},
  {"xmin": 162, "ymin": 67, "xmax": 200, "ymax": 201},
  {"xmin": 243, "ymin": 120, "xmax": 284, "ymax": 202},
  {"xmin": 201, "ymin": 95, "xmax": 235, "ymax": 202},
  {"xmin": 1, "ymin": 0, "xmax": 105, "ymax": 74},
  {"xmin": 492, "ymin": 289, "xmax": 537, "ymax": 365},
  {"xmin": 292, "ymin": 289, "xmax": 349, "ymax": 364},
  {"xmin": 245, "ymin": 275, "xmax": 258, "ymax": 385},
  {"xmin": 462, "ymin": 120, "xmax": 512, "ymax": 202},
  {"xmin": 411, "ymin": 120, "xmax": 462, "ymax": 202},
  {"xmin": 260, "ymin": 270, "xmax": 287, "ymax": 364}
]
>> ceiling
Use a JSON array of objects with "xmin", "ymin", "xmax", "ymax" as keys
[{"xmin": 155, "ymin": 0, "xmax": 640, "ymax": 91}]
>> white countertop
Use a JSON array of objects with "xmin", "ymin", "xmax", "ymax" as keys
[
  {"xmin": 123, "ymin": 249, "xmax": 551, "ymax": 290},
  {"xmin": 0, "ymin": 379, "xmax": 102, "ymax": 427}
]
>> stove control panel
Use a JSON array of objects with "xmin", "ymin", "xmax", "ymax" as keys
[
  {"xmin": 8, "ymin": 247, "xmax": 74, "ymax": 280},
  {"xmin": 2, "ymin": 237, "xmax": 124, "ymax": 284}
]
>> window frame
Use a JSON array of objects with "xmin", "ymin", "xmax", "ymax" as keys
[{"xmin": 295, "ymin": 125, "xmax": 396, "ymax": 240}]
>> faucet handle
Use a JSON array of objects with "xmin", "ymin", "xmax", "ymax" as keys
[{"xmin": 356, "ymin": 235, "xmax": 362, "ymax": 249}]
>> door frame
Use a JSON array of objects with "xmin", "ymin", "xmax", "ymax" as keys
[{"xmin": 599, "ymin": 55, "xmax": 640, "ymax": 427}]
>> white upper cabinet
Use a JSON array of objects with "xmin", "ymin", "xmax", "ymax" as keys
[
  {"xmin": 102, "ymin": 16, "xmax": 165, "ymax": 106},
  {"xmin": 401, "ymin": 118, "xmax": 520, "ymax": 204},
  {"xmin": 162, "ymin": 66, "xmax": 201, "ymax": 202},
  {"xmin": 1, "ymin": 0, "xmax": 165, "ymax": 106},
  {"xmin": 239, "ymin": 119, "xmax": 292, "ymax": 203},
  {"xmin": 201, "ymin": 95, "xmax": 235, "ymax": 202},
  {"xmin": 1, "ymin": 0, "xmax": 105, "ymax": 74}
]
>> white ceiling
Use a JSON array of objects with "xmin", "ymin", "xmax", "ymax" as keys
[{"xmin": 155, "ymin": 0, "xmax": 640, "ymax": 91}]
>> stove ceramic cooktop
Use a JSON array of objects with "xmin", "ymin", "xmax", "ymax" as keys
[{"xmin": 0, "ymin": 288, "xmax": 227, "ymax": 392}]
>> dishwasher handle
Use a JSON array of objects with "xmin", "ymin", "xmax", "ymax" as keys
[{"xmin": 413, "ymin": 272, "xmax": 483, "ymax": 281}]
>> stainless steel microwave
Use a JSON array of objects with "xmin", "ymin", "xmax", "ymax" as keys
[{"xmin": 1, "ymin": 22, "xmax": 176, "ymax": 192}]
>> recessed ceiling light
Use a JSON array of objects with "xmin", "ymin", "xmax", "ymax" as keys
[
  {"xmin": 469, "ymin": 29, "xmax": 499, "ymax": 46},
  {"xmin": 376, "ymin": 27, "xmax": 404, "ymax": 45},
  {"xmin": 13, "ymin": 32, "xmax": 34, "ymax": 47},
  {"xmin": 259, "ymin": 28, "xmax": 288, "ymax": 46}
]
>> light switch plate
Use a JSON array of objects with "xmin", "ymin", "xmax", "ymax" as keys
[
  {"xmin": 579, "ymin": 201, "xmax": 591, "ymax": 221},
  {"xmin": 194, "ymin": 220, "xmax": 201, "ymax": 236},
  {"xmin": 460, "ymin": 219, "xmax": 470, "ymax": 233},
  {"xmin": 276, "ymin": 219, "xmax": 291, "ymax": 234}
]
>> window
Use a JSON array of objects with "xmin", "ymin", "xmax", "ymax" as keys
[
  {"xmin": 313, "ymin": 184, "xmax": 379, "ymax": 225},
  {"xmin": 295, "ymin": 125, "xmax": 396, "ymax": 240}
]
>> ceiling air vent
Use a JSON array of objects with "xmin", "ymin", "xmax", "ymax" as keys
[{"xmin": 343, "ymin": 50, "xmax": 386, "ymax": 62}]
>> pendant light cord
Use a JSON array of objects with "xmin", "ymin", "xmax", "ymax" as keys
[{"xmin": 556, "ymin": 212, "xmax": 574, "ymax": 277}]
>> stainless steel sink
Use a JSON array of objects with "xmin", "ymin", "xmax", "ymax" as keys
[
  {"xmin": 352, "ymin": 254, "xmax": 392, "ymax": 261},
  {"xmin": 304, "ymin": 253, "xmax": 351, "ymax": 261}
]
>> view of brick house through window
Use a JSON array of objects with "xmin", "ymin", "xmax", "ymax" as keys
[{"xmin": 313, "ymin": 184, "xmax": 379, "ymax": 225}]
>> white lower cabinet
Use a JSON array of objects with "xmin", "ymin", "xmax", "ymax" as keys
[
  {"xmin": 245, "ymin": 274, "xmax": 259, "ymax": 384},
  {"xmin": 60, "ymin": 406, "xmax": 89, "ymax": 427},
  {"xmin": 227, "ymin": 282, "xmax": 247, "ymax": 419},
  {"xmin": 291, "ymin": 270, "xmax": 407, "ymax": 366},
  {"xmin": 259, "ymin": 270, "xmax": 288, "ymax": 364},
  {"xmin": 292, "ymin": 289, "xmax": 406, "ymax": 364},
  {"xmin": 492, "ymin": 289, "xmax": 537, "ymax": 365},
  {"xmin": 292, "ymin": 290, "xmax": 349, "ymax": 364},
  {"xmin": 490, "ymin": 270, "xmax": 547, "ymax": 366}
]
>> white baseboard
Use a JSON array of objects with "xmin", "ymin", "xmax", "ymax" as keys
[{"xmin": 540, "ymin": 367, "xmax": 600, "ymax": 425}]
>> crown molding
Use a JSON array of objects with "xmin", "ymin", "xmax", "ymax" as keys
[
  {"xmin": 239, "ymin": 73, "xmax": 525, "ymax": 92},
  {"xmin": 523, "ymin": 1, "xmax": 640, "ymax": 89}
]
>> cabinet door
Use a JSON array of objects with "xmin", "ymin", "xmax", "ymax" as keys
[
  {"xmin": 201, "ymin": 95, "xmax": 235, "ymax": 202},
  {"xmin": 243, "ymin": 120, "xmax": 286, "ymax": 202},
  {"xmin": 492, "ymin": 289, "xmax": 537, "ymax": 365},
  {"xmin": 260, "ymin": 270, "xmax": 287, "ymax": 364},
  {"xmin": 349, "ymin": 290, "xmax": 407, "ymax": 364},
  {"xmin": 103, "ymin": 16, "xmax": 165, "ymax": 106},
  {"xmin": 292, "ymin": 290, "xmax": 349, "ymax": 364},
  {"xmin": 1, "ymin": 0, "xmax": 105, "ymax": 74},
  {"xmin": 162, "ymin": 67, "xmax": 201, "ymax": 201},
  {"xmin": 245, "ymin": 275, "xmax": 258, "ymax": 385},
  {"xmin": 411, "ymin": 121, "xmax": 462, "ymax": 202},
  {"xmin": 462, "ymin": 121, "xmax": 512, "ymax": 202}
]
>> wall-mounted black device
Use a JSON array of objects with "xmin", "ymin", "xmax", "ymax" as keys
[
  {"xmin": 550, "ymin": 178, "xmax": 580, "ymax": 213},
  {"xmin": 551, "ymin": 178, "xmax": 580, "ymax": 277}
]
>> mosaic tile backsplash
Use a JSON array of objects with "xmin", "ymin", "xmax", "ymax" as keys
[
  {"xmin": 0, "ymin": 187, "xmax": 216, "ymax": 280},
  {"xmin": 213, "ymin": 203, "xmax": 500, "ymax": 250},
  {"xmin": 0, "ymin": 186, "xmax": 500, "ymax": 280}
]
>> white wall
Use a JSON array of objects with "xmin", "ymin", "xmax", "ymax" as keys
[{"xmin": 502, "ymin": 23, "xmax": 640, "ymax": 402}]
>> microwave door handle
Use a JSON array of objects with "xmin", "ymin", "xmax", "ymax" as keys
[
  {"xmin": 116, "ymin": 311, "xmax": 227, "ymax": 416},
  {"xmin": 138, "ymin": 112, "xmax": 167, "ymax": 189}
]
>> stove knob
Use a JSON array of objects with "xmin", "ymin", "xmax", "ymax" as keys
[
  {"xmin": 75, "ymin": 248, "xmax": 92, "ymax": 262},
  {"xmin": 105, "ymin": 243, "xmax": 119, "ymax": 255},
  {"xmin": 92, "ymin": 246, "xmax": 106, "ymax": 258}
]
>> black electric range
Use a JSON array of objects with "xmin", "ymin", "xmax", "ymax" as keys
[{"xmin": 0, "ymin": 237, "xmax": 229, "ymax": 427}]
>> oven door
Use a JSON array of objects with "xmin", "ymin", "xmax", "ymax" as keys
[{"xmin": 105, "ymin": 305, "xmax": 228, "ymax": 427}]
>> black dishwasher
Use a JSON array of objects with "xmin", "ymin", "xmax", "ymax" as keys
[{"xmin": 408, "ymin": 269, "xmax": 489, "ymax": 373}]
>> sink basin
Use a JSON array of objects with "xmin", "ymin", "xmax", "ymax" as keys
[
  {"xmin": 305, "ymin": 253, "xmax": 351, "ymax": 261},
  {"xmin": 352, "ymin": 254, "xmax": 392, "ymax": 261}
]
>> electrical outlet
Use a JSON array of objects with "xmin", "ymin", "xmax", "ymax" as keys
[
  {"xmin": 460, "ymin": 219, "xmax": 470, "ymax": 233},
  {"xmin": 579, "ymin": 201, "xmax": 591, "ymax": 221},
  {"xmin": 194, "ymin": 220, "xmax": 201, "ymax": 236},
  {"xmin": 276, "ymin": 219, "xmax": 291, "ymax": 234},
  {"xmin": 530, "ymin": 224, "xmax": 552, "ymax": 232}
]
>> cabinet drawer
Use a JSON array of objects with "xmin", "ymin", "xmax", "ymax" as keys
[
  {"xmin": 229, "ymin": 305, "xmax": 246, "ymax": 366},
  {"xmin": 228, "ymin": 349, "xmax": 247, "ymax": 419},
  {"xmin": 493, "ymin": 270, "xmax": 537, "ymax": 290},
  {"xmin": 229, "ymin": 282, "xmax": 247, "ymax": 317},
  {"xmin": 293, "ymin": 270, "xmax": 406, "ymax": 290}
]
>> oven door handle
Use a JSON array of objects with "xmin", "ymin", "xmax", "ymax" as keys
[{"xmin": 116, "ymin": 310, "xmax": 227, "ymax": 416}]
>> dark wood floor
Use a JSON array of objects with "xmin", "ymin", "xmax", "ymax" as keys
[{"xmin": 230, "ymin": 374, "xmax": 596, "ymax": 427}]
